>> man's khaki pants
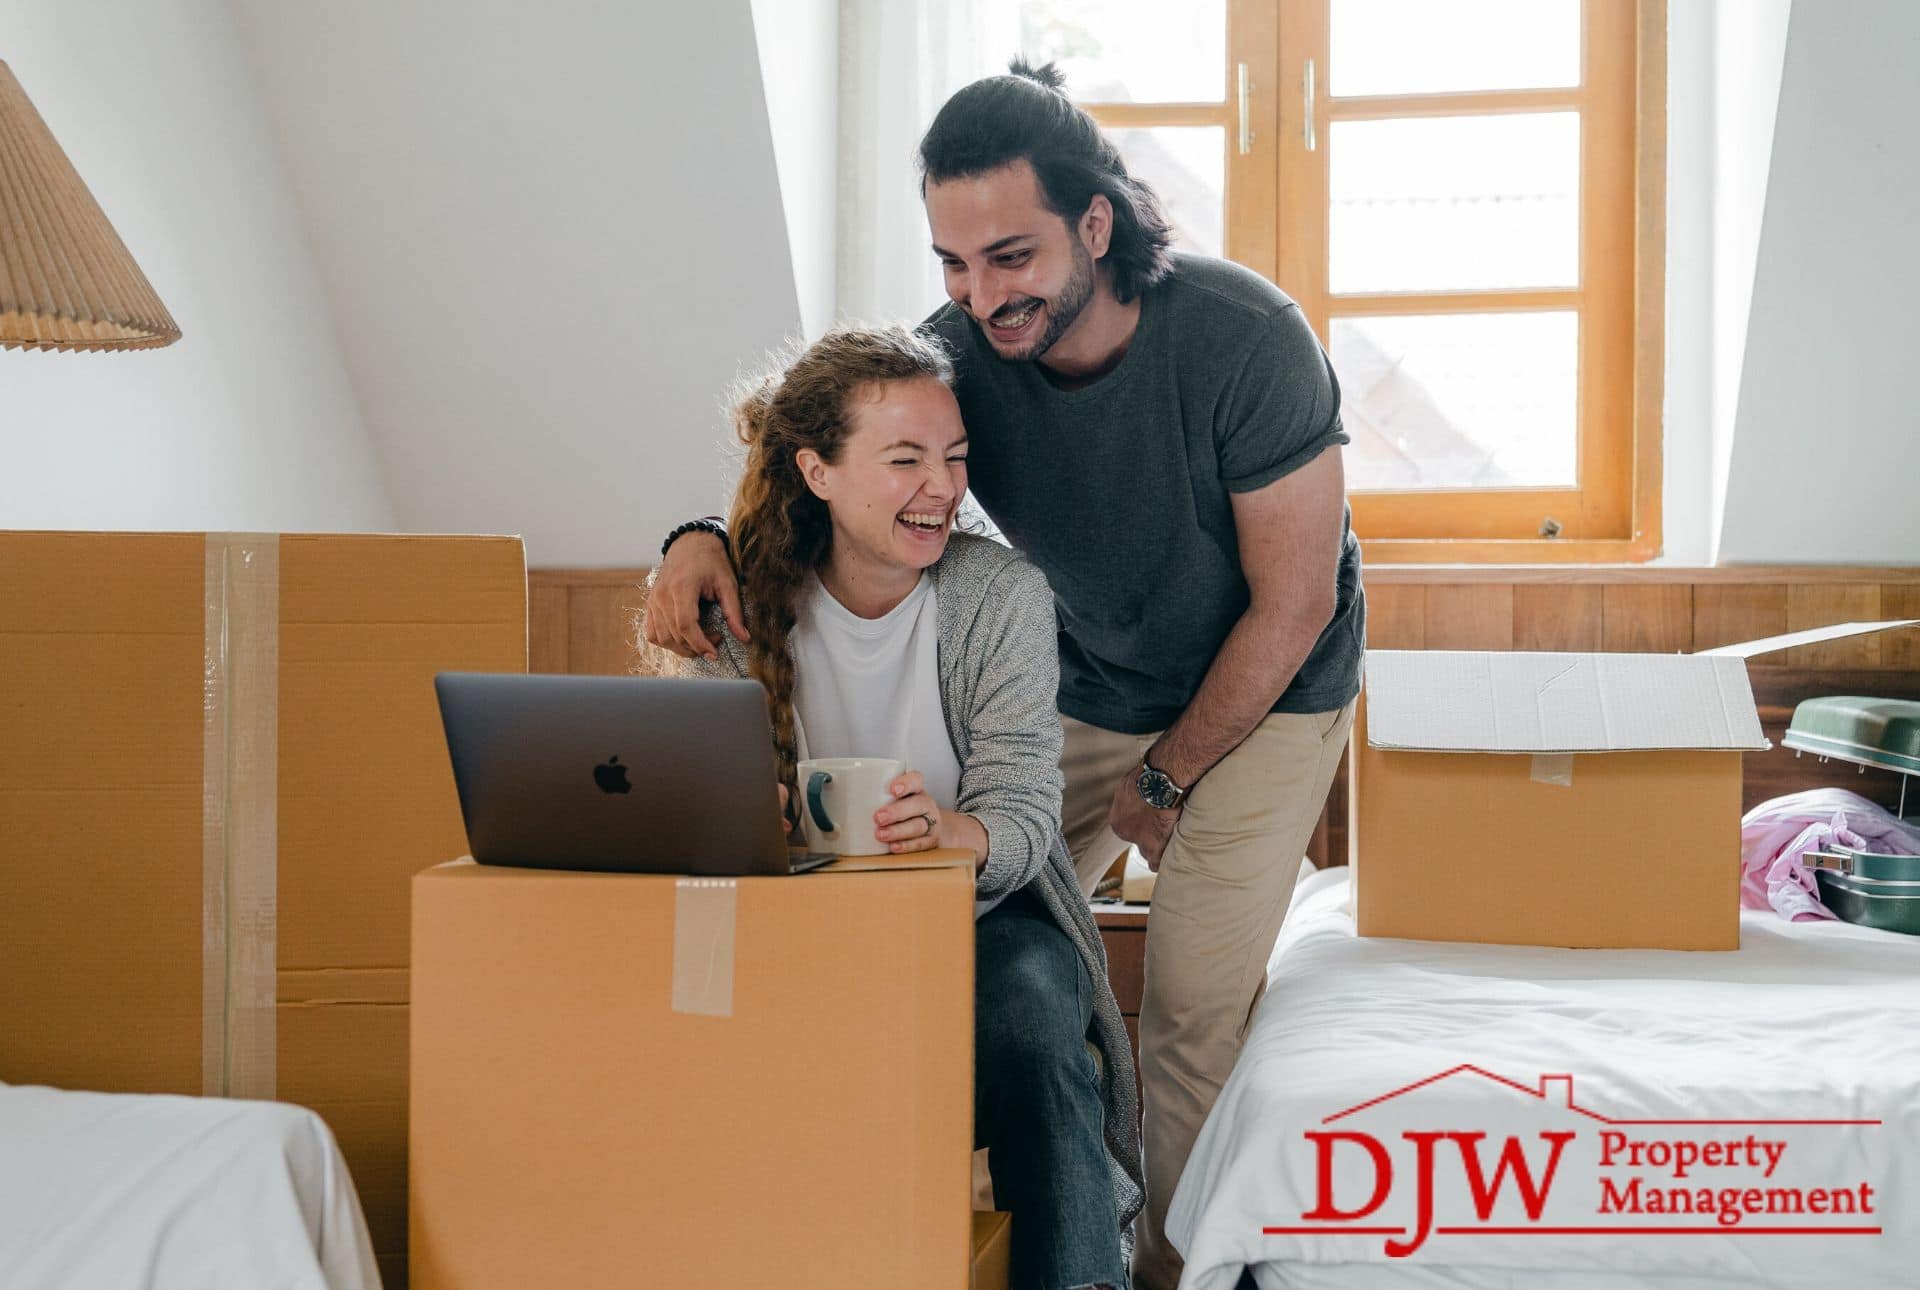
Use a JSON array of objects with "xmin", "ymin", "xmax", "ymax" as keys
[{"xmin": 1061, "ymin": 703, "xmax": 1355, "ymax": 1290}]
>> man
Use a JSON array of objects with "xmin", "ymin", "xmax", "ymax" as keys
[{"xmin": 646, "ymin": 60, "xmax": 1365, "ymax": 1290}]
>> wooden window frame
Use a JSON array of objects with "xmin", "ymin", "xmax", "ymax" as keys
[{"xmin": 1074, "ymin": 0, "xmax": 1666, "ymax": 564}]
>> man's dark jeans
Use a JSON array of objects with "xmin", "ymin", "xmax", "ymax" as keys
[{"xmin": 976, "ymin": 887, "xmax": 1126, "ymax": 1290}]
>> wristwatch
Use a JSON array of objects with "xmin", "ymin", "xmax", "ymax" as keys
[{"xmin": 1135, "ymin": 758, "xmax": 1190, "ymax": 811}]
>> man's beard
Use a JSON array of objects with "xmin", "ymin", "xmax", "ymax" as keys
[{"xmin": 986, "ymin": 236, "xmax": 1095, "ymax": 363}]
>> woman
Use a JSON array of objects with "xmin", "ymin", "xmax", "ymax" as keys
[{"xmin": 658, "ymin": 325, "xmax": 1140, "ymax": 1290}]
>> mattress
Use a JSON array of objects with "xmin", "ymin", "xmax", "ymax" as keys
[
  {"xmin": 0, "ymin": 1083, "xmax": 381, "ymax": 1290},
  {"xmin": 1168, "ymin": 867, "xmax": 1920, "ymax": 1289}
]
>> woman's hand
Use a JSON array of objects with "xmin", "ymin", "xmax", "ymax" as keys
[{"xmin": 874, "ymin": 770, "xmax": 943, "ymax": 854}]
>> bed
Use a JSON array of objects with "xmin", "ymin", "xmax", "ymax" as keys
[
  {"xmin": 1167, "ymin": 866, "xmax": 1920, "ymax": 1290},
  {"xmin": 0, "ymin": 1083, "xmax": 380, "ymax": 1290}
]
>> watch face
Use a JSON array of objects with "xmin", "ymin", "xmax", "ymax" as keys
[{"xmin": 1138, "ymin": 765, "xmax": 1179, "ymax": 810}]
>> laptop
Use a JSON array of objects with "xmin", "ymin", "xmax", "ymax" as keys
[{"xmin": 434, "ymin": 672, "xmax": 833, "ymax": 875}]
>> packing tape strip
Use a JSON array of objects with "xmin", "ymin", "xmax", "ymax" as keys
[
  {"xmin": 202, "ymin": 535, "xmax": 279, "ymax": 1099},
  {"xmin": 672, "ymin": 878, "xmax": 738, "ymax": 1017},
  {"xmin": 1530, "ymin": 753, "xmax": 1575, "ymax": 788}
]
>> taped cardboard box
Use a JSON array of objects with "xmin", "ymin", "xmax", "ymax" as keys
[
  {"xmin": 1349, "ymin": 621, "xmax": 1918, "ymax": 951},
  {"xmin": 411, "ymin": 851, "xmax": 976, "ymax": 1290},
  {"xmin": 0, "ymin": 531, "xmax": 528, "ymax": 1290}
]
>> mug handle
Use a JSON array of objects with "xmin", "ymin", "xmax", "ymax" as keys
[{"xmin": 806, "ymin": 770, "xmax": 835, "ymax": 834}]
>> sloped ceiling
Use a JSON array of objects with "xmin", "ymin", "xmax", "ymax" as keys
[{"xmin": 231, "ymin": 0, "xmax": 801, "ymax": 565}]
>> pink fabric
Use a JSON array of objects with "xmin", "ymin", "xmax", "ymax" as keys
[{"xmin": 1740, "ymin": 788, "xmax": 1920, "ymax": 922}]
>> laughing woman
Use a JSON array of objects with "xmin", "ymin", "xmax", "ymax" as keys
[{"xmin": 655, "ymin": 325, "xmax": 1140, "ymax": 1290}]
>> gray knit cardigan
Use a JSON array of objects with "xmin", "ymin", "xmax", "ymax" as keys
[{"xmin": 679, "ymin": 532, "xmax": 1144, "ymax": 1238}]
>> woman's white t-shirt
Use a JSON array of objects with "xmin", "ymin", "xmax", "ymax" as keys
[{"xmin": 791, "ymin": 572, "xmax": 1001, "ymax": 917}]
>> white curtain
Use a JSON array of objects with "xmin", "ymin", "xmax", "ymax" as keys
[{"xmin": 835, "ymin": 0, "xmax": 1020, "ymax": 326}]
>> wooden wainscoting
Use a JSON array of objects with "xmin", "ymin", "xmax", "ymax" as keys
[
  {"xmin": 532, "ymin": 564, "xmax": 1920, "ymax": 866},
  {"xmin": 527, "ymin": 568, "xmax": 655, "ymax": 677}
]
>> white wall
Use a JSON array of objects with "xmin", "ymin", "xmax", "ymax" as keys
[
  {"xmin": 1660, "ymin": 0, "xmax": 1792, "ymax": 565},
  {"xmin": 1718, "ymin": 0, "xmax": 1920, "ymax": 564},
  {"xmin": 232, "ymin": 0, "xmax": 802, "ymax": 567},
  {"xmin": 0, "ymin": 0, "xmax": 392, "ymax": 532},
  {"xmin": 1708, "ymin": 0, "xmax": 1791, "ymax": 561},
  {"xmin": 751, "ymin": 0, "xmax": 839, "ymax": 339},
  {"xmin": 15, "ymin": 4, "xmax": 1901, "ymax": 568},
  {"xmin": 1661, "ymin": 0, "xmax": 1716, "ymax": 565}
]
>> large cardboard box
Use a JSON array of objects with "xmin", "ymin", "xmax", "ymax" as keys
[
  {"xmin": 411, "ymin": 852, "xmax": 976, "ymax": 1290},
  {"xmin": 1350, "ymin": 621, "xmax": 1916, "ymax": 951},
  {"xmin": 0, "ymin": 531, "xmax": 528, "ymax": 1289}
]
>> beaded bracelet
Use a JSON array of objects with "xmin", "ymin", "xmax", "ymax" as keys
[{"xmin": 660, "ymin": 516, "xmax": 728, "ymax": 560}]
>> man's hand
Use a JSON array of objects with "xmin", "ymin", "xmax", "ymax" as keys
[
  {"xmin": 1108, "ymin": 769, "xmax": 1180, "ymax": 870},
  {"xmin": 642, "ymin": 531, "xmax": 749, "ymax": 661}
]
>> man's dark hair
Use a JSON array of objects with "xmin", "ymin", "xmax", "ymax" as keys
[{"xmin": 917, "ymin": 56, "xmax": 1175, "ymax": 303}]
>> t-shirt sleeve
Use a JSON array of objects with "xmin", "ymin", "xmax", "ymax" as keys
[{"xmin": 1216, "ymin": 303, "xmax": 1348, "ymax": 494}]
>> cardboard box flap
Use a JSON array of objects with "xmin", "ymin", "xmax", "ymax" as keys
[
  {"xmin": 1366, "ymin": 650, "xmax": 1769, "ymax": 754},
  {"xmin": 1693, "ymin": 619, "xmax": 1919, "ymax": 659}
]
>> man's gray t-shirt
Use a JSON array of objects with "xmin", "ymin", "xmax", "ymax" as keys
[{"xmin": 926, "ymin": 252, "xmax": 1365, "ymax": 735}]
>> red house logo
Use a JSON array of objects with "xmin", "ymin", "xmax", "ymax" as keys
[{"xmin": 1265, "ymin": 1064, "xmax": 1883, "ymax": 1258}]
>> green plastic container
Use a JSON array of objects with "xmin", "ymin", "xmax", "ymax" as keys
[
  {"xmin": 1788, "ymin": 696, "xmax": 1920, "ymax": 934},
  {"xmin": 1808, "ymin": 852, "xmax": 1920, "ymax": 936},
  {"xmin": 1783, "ymin": 696, "xmax": 1920, "ymax": 776}
]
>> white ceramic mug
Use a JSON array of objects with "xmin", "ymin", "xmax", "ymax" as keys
[{"xmin": 797, "ymin": 757, "xmax": 904, "ymax": 856}]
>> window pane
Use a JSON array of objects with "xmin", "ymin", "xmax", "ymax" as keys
[
  {"xmin": 1333, "ymin": 312, "xmax": 1578, "ymax": 491},
  {"xmin": 1329, "ymin": 113, "xmax": 1579, "ymax": 294},
  {"xmin": 1330, "ymin": 0, "xmax": 1580, "ymax": 97},
  {"xmin": 1006, "ymin": 0, "xmax": 1225, "ymax": 101},
  {"xmin": 1107, "ymin": 127, "xmax": 1224, "ymax": 257}
]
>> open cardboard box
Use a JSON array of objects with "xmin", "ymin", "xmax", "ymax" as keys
[{"xmin": 1350, "ymin": 620, "xmax": 1918, "ymax": 950}]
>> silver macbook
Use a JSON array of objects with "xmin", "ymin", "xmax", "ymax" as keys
[{"xmin": 433, "ymin": 672, "xmax": 831, "ymax": 875}]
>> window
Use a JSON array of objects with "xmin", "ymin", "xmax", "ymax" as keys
[{"xmin": 1000, "ymin": 0, "xmax": 1665, "ymax": 559}]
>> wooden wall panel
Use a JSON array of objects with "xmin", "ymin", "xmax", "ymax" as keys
[
  {"xmin": 1513, "ymin": 585, "xmax": 1604, "ymax": 651},
  {"xmin": 1885, "ymin": 585, "xmax": 1920, "ymax": 671},
  {"xmin": 1602, "ymin": 584, "xmax": 1692, "ymax": 652},
  {"xmin": 1786, "ymin": 584, "xmax": 1883, "ymax": 669},
  {"xmin": 1422, "ymin": 585, "xmax": 1514, "ymax": 649},
  {"xmin": 1363, "ymin": 583, "xmax": 1424, "ymax": 648},
  {"xmin": 528, "ymin": 584, "xmax": 571, "ymax": 675},
  {"xmin": 1693, "ymin": 585, "xmax": 1787, "ymax": 652},
  {"xmin": 566, "ymin": 583, "xmax": 648, "ymax": 676}
]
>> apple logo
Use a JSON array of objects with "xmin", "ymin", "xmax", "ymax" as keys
[{"xmin": 593, "ymin": 755, "xmax": 632, "ymax": 795}]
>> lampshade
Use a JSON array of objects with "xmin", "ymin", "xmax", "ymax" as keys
[{"xmin": 0, "ymin": 59, "xmax": 180, "ymax": 351}]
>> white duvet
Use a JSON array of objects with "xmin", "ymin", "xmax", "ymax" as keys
[
  {"xmin": 1168, "ymin": 867, "xmax": 1920, "ymax": 1290},
  {"xmin": 0, "ymin": 1084, "xmax": 380, "ymax": 1290}
]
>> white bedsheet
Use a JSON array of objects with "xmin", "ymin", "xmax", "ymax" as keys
[
  {"xmin": 0, "ymin": 1084, "xmax": 380, "ymax": 1290},
  {"xmin": 1169, "ymin": 868, "xmax": 1920, "ymax": 1290}
]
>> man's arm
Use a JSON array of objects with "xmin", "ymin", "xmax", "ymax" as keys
[
  {"xmin": 642, "ymin": 528, "xmax": 749, "ymax": 661},
  {"xmin": 1152, "ymin": 445, "xmax": 1344, "ymax": 781},
  {"xmin": 1108, "ymin": 446, "xmax": 1346, "ymax": 863}
]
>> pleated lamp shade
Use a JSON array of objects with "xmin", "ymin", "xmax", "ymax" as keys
[{"xmin": 0, "ymin": 59, "xmax": 180, "ymax": 351}]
